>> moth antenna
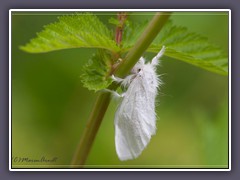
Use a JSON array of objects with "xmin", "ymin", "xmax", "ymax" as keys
[
  {"xmin": 151, "ymin": 46, "xmax": 166, "ymax": 66},
  {"xmin": 139, "ymin": 57, "xmax": 145, "ymax": 64}
]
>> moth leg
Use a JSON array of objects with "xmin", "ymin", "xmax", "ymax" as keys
[
  {"xmin": 114, "ymin": 92, "xmax": 125, "ymax": 98},
  {"xmin": 151, "ymin": 45, "xmax": 166, "ymax": 66},
  {"xmin": 121, "ymin": 74, "xmax": 136, "ymax": 87},
  {"xmin": 111, "ymin": 74, "xmax": 136, "ymax": 88},
  {"xmin": 102, "ymin": 89, "xmax": 125, "ymax": 98},
  {"xmin": 111, "ymin": 75, "xmax": 124, "ymax": 83}
]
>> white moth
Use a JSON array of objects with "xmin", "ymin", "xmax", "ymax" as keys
[{"xmin": 111, "ymin": 46, "xmax": 166, "ymax": 161}]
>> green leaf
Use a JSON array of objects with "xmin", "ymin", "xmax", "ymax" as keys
[
  {"xmin": 108, "ymin": 17, "xmax": 120, "ymax": 26},
  {"xmin": 20, "ymin": 13, "xmax": 120, "ymax": 53},
  {"xmin": 81, "ymin": 50, "xmax": 113, "ymax": 91},
  {"xmin": 121, "ymin": 20, "xmax": 148, "ymax": 50},
  {"xmin": 122, "ymin": 20, "xmax": 228, "ymax": 76}
]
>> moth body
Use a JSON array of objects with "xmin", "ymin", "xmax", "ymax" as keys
[{"xmin": 113, "ymin": 46, "xmax": 165, "ymax": 161}]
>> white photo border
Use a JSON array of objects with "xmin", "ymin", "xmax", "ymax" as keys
[{"xmin": 9, "ymin": 9, "xmax": 231, "ymax": 171}]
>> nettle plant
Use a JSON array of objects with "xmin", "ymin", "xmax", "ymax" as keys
[{"xmin": 21, "ymin": 12, "xmax": 227, "ymax": 167}]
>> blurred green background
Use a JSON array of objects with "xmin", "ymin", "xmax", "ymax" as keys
[{"xmin": 11, "ymin": 11, "xmax": 229, "ymax": 168}]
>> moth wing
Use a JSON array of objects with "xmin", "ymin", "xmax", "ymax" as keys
[{"xmin": 114, "ymin": 77, "xmax": 156, "ymax": 161}]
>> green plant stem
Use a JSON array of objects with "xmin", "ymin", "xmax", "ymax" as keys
[
  {"xmin": 71, "ymin": 12, "xmax": 171, "ymax": 168},
  {"xmin": 71, "ymin": 92, "xmax": 111, "ymax": 167}
]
